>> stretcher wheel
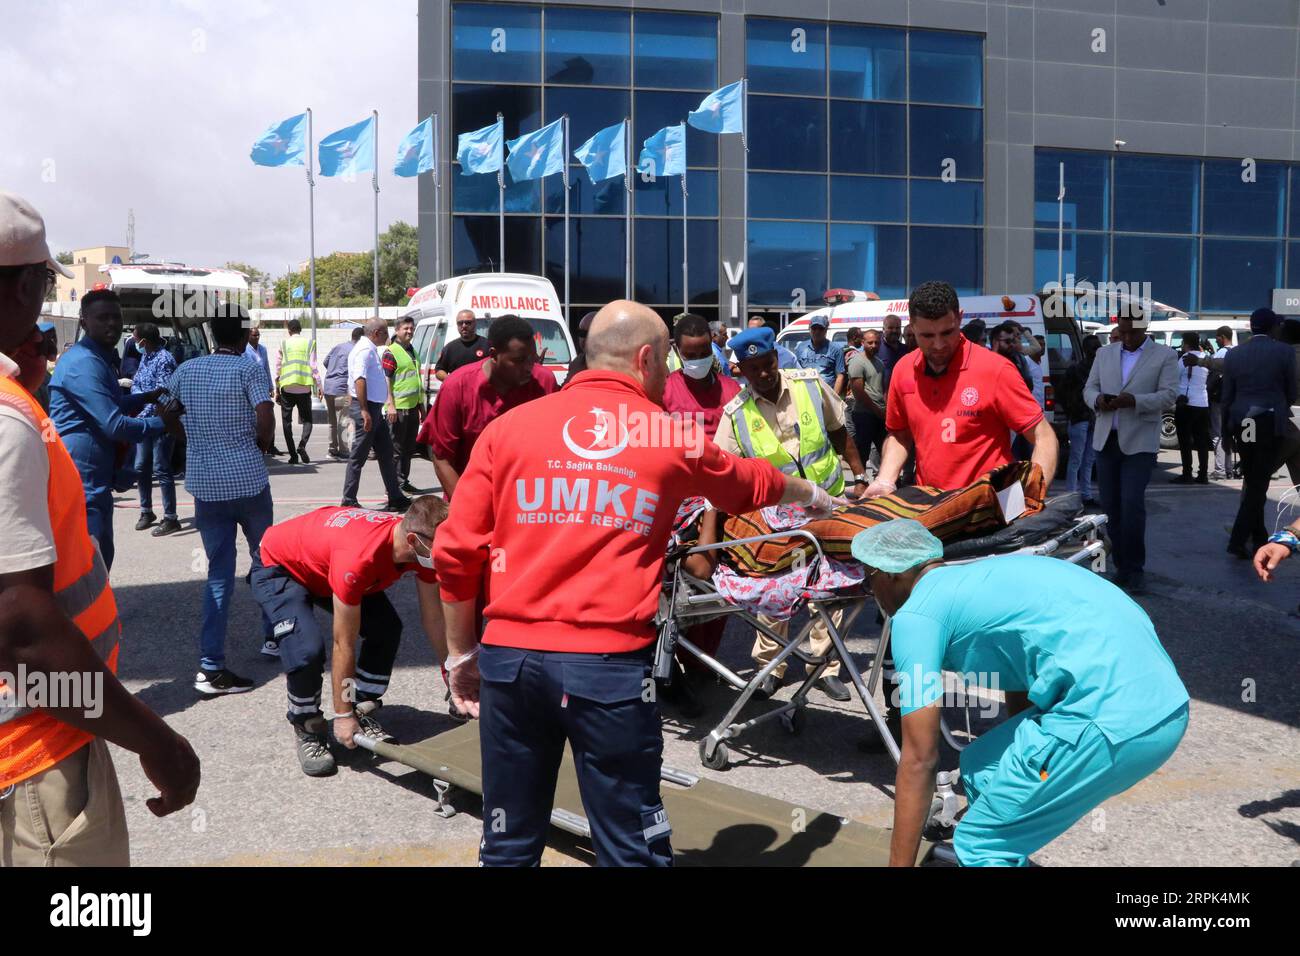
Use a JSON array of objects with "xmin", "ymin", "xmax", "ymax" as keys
[
  {"xmin": 780, "ymin": 709, "xmax": 805, "ymax": 735},
  {"xmin": 699, "ymin": 738, "xmax": 730, "ymax": 771}
]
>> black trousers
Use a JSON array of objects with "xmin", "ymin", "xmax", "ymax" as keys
[
  {"xmin": 1174, "ymin": 402, "xmax": 1210, "ymax": 477},
  {"xmin": 392, "ymin": 406, "xmax": 422, "ymax": 483},
  {"xmin": 279, "ymin": 390, "xmax": 313, "ymax": 451},
  {"xmin": 1230, "ymin": 416, "xmax": 1279, "ymax": 550},
  {"xmin": 1096, "ymin": 433, "xmax": 1156, "ymax": 575},
  {"xmin": 249, "ymin": 564, "xmax": 402, "ymax": 724},
  {"xmin": 341, "ymin": 400, "xmax": 405, "ymax": 505}
]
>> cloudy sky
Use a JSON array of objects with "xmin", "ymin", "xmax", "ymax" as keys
[{"xmin": 1, "ymin": 0, "xmax": 419, "ymax": 279}]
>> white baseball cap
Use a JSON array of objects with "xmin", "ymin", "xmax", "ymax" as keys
[{"xmin": 0, "ymin": 191, "xmax": 73, "ymax": 278}]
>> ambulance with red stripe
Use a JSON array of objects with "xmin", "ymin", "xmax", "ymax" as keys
[
  {"xmin": 777, "ymin": 288, "xmax": 1086, "ymax": 449},
  {"xmin": 403, "ymin": 273, "xmax": 576, "ymax": 404}
]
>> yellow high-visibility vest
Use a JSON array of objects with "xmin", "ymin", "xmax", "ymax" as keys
[
  {"xmin": 278, "ymin": 335, "xmax": 314, "ymax": 389},
  {"xmin": 388, "ymin": 342, "xmax": 421, "ymax": 410},
  {"xmin": 725, "ymin": 369, "xmax": 844, "ymax": 494}
]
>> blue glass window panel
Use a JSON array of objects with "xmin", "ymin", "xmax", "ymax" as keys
[
  {"xmin": 749, "ymin": 96, "xmax": 826, "ymax": 172},
  {"xmin": 908, "ymin": 31, "xmax": 983, "ymax": 106},
  {"xmin": 831, "ymin": 177, "xmax": 906, "ymax": 222},
  {"xmin": 747, "ymin": 221, "xmax": 827, "ymax": 306},
  {"xmin": 543, "ymin": 88, "xmax": 630, "ymax": 151},
  {"xmin": 1034, "ymin": 149, "xmax": 1110, "ymax": 232},
  {"xmin": 747, "ymin": 19, "xmax": 826, "ymax": 96},
  {"xmin": 1202, "ymin": 160, "xmax": 1286, "ymax": 237},
  {"xmin": 748, "ymin": 173, "xmax": 826, "ymax": 220},
  {"xmin": 829, "ymin": 24, "xmax": 905, "ymax": 100},
  {"xmin": 1111, "ymin": 234, "xmax": 1197, "ymax": 311},
  {"xmin": 544, "ymin": 8, "xmax": 630, "ymax": 87},
  {"xmin": 1201, "ymin": 239, "xmax": 1283, "ymax": 312},
  {"xmin": 634, "ymin": 219, "xmax": 719, "ymax": 306},
  {"xmin": 1034, "ymin": 230, "xmax": 1109, "ymax": 292},
  {"xmin": 909, "ymin": 106, "xmax": 983, "ymax": 179},
  {"xmin": 544, "ymin": 172, "xmax": 626, "ymax": 216},
  {"xmin": 1292, "ymin": 170, "xmax": 1300, "ymax": 237},
  {"xmin": 634, "ymin": 12, "xmax": 717, "ymax": 90},
  {"xmin": 634, "ymin": 91, "xmax": 717, "ymax": 167},
  {"xmin": 452, "ymin": 3, "xmax": 541, "ymax": 84},
  {"xmin": 453, "ymin": 83, "xmax": 541, "ymax": 143},
  {"xmin": 634, "ymin": 170, "xmax": 718, "ymax": 217},
  {"xmin": 544, "ymin": 217, "xmax": 628, "ymax": 306},
  {"xmin": 909, "ymin": 227, "xmax": 982, "ymax": 296},
  {"xmin": 453, "ymin": 165, "xmax": 541, "ymax": 214},
  {"xmin": 911, "ymin": 180, "xmax": 983, "ymax": 225},
  {"xmin": 1291, "ymin": 242, "xmax": 1300, "ymax": 287},
  {"xmin": 830, "ymin": 101, "xmax": 906, "ymax": 175},
  {"xmin": 452, "ymin": 215, "xmax": 542, "ymax": 275},
  {"xmin": 1113, "ymin": 156, "xmax": 1199, "ymax": 234},
  {"xmin": 830, "ymin": 224, "xmax": 907, "ymax": 298}
]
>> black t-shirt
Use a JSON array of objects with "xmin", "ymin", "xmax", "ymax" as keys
[{"xmin": 435, "ymin": 335, "xmax": 489, "ymax": 375}]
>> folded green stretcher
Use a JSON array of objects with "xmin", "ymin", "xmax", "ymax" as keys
[{"xmin": 355, "ymin": 722, "xmax": 942, "ymax": 866}]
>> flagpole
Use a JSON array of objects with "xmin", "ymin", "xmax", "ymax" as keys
[
  {"xmin": 372, "ymin": 109, "xmax": 380, "ymax": 315},
  {"xmin": 562, "ymin": 114, "xmax": 570, "ymax": 325},
  {"xmin": 433, "ymin": 113, "xmax": 442, "ymax": 280},
  {"xmin": 496, "ymin": 112, "xmax": 505, "ymax": 273},
  {"xmin": 741, "ymin": 77, "xmax": 749, "ymax": 325},
  {"xmin": 624, "ymin": 118, "xmax": 632, "ymax": 300},
  {"xmin": 680, "ymin": 121, "xmax": 688, "ymax": 315},
  {"xmin": 306, "ymin": 107, "xmax": 317, "ymax": 344}
]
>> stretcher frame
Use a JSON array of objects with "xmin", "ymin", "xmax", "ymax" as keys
[{"xmin": 659, "ymin": 512, "xmax": 1109, "ymax": 783}]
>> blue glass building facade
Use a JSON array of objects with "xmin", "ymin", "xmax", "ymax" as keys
[{"xmin": 420, "ymin": 1, "xmax": 1300, "ymax": 326}]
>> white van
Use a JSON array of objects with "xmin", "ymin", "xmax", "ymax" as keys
[
  {"xmin": 776, "ymin": 290, "xmax": 1085, "ymax": 442},
  {"xmin": 405, "ymin": 272, "xmax": 575, "ymax": 403},
  {"xmin": 76, "ymin": 262, "xmax": 251, "ymax": 364}
]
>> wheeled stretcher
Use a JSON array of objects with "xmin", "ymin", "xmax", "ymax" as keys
[{"xmin": 655, "ymin": 501, "xmax": 1110, "ymax": 825}]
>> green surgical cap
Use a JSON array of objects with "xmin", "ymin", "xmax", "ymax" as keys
[{"xmin": 850, "ymin": 519, "xmax": 943, "ymax": 573}]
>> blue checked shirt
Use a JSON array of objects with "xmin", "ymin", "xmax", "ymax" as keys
[
  {"xmin": 167, "ymin": 353, "xmax": 271, "ymax": 502},
  {"xmin": 131, "ymin": 346, "xmax": 177, "ymax": 417}
]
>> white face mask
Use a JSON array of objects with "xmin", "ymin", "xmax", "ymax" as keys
[
  {"xmin": 681, "ymin": 356, "xmax": 714, "ymax": 380},
  {"xmin": 415, "ymin": 552, "xmax": 435, "ymax": 570}
]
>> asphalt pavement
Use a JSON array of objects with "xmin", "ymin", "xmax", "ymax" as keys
[{"xmin": 104, "ymin": 432, "xmax": 1300, "ymax": 866}]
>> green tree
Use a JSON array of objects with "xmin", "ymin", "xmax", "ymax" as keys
[
  {"xmin": 223, "ymin": 260, "xmax": 267, "ymax": 284},
  {"xmin": 55, "ymin": 250, "xmax": 73, "ymax": 265},
  {"xmin": 270, "ymin": 221, "xmax": 420, "ymax": 309}
]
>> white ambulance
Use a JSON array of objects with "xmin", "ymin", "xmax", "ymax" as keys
[{"xmin": 404, "ymin": 272, "xmax": 576, "ymax": 404}]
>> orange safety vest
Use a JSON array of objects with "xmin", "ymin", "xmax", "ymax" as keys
[{"xmin": 0, "ymin": 374, "xmax": 120, "ymax": 790}]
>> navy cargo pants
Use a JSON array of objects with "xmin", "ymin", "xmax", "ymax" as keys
[{"xmin": 477, "ymin": 644, "xmax": 672, "ymax": 867}]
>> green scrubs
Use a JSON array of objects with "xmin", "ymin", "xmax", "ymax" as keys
[{"xmin": 890, "ymin": 555, "xmax": 1189, "ymax": 866}]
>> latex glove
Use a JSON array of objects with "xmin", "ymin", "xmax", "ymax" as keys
[
  {"xmin": 863, "ymin": 478, "xmax": 897, "ymax": 499},
  {"xmin": 804, "ymin": 484, "xmax": 851, "ymax": 518},
  {"xmin": 446, "ymin": 647, "xmax": 482, "ymax": 719}
]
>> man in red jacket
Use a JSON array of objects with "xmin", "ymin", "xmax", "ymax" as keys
[
  {"xmin": 434, "ymin": 299, "xmax": 845, "ymax": 866},
  {"xmin": 251, "ymin": 496, "xmax": 450, "ymax": 777}
]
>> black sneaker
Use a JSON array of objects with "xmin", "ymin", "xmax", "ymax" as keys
[
  {"xmin": 193, "ymin": 668, "xmax": 254, "ymax": 696},
  {"xmin": 297, "ymin": 445, "xmax": 311, "ymax": 463},
  {"xmin": 379, "ymin": 497, "xmax": 412, "ymax": 513},
  {"xmin": 135, "ymin": 511, "xmax": 157, "ymax": 531},
  {"xmin": 1168, "ymin": 474, "xmax": 1192, "ymax": 484},
  {"xmin": 151, "ymin": 517, "xmax": 182, "ymax": 536},
  {"xmin": 287, "ymin": 453, "xmax": 300, "ymax": 466},
  {"xmin": 294, "ymin": 717, "xmax": 337, "ymax": 777},
  {"xmin": 340, "ymin": 498, "xmax": 361, "ymax": 508}
]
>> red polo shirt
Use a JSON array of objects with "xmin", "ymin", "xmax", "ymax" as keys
[
  {"xmin": 260, "ymin": 506, "xmax": 437, "ymax": 606},
  {"xmin": 661, "ymin": 369, "xmax": 740, "ymax": 439},
  {"xmin": 419, "ymin": 359, "xmax": 558, "ymax": 474},
  {"xmin": 885, "ymin": 337, "xmax": 1043, "ymax": 490}
]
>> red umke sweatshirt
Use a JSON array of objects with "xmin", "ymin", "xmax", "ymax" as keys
[{"xmin": 434, "ymin": 370, "xmax": 788, "ymax": 653}]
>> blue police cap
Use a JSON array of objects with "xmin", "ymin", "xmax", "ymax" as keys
[{"xmin": 728, "ymin": 325, "xmax": 776, "ymax": 360}]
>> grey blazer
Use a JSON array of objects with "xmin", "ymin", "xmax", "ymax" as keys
[{"xmin": 1083, "ymin": 340, "xmax": 1180, "ymax": 455}]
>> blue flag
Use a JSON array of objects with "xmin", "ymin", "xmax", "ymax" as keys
[
  {"xmin": 250, "ymin": 113, "xmax": 308, "ymax": 167},
  {"xmin": 393, "ymin": 116, "xmax": 436, "ymax": 177},
  {"xmin": 318, "ymin": 116, "xmax": 376, "ymax": 177},
  {"xmin": 638, "ymin": 124, "xmax": 685, "ymax": 178},
  {"xmin": 688, "ymin": 81, "xmax": 744, "ymax": 135},
  {"xmin": 506, "ymin": 119, "xmax": 565, "ymax": 182},
  {"xmin": 573, "ymin": 121, "xmax": 626, "ymax": 184},
  {"xmin": 457, "ymin": 119, "xmax": 503, "ymax": 175},
  {"xmin": 291, "ymin": 285, "xmax": 304, "ymax": 298}
]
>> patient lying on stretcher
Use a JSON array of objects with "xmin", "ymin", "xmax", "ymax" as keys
[{"xmin": 670, "ymin": 460, "xmax": 1052, "ymax": 621}]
